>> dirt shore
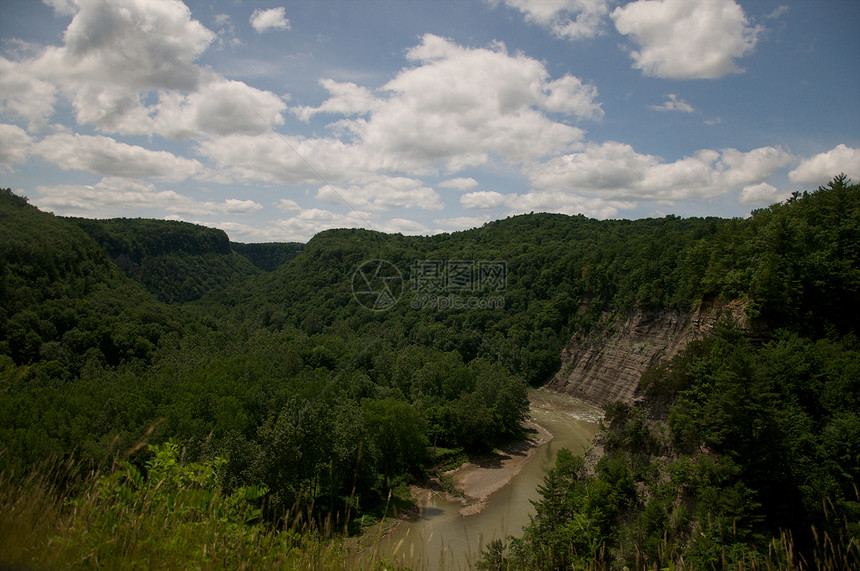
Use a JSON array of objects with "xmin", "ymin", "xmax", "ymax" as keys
[{"xmin": 442, "ymin": 418, "xmax": 553, "ymax": 516}]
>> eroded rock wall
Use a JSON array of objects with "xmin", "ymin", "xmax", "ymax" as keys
[{"xmin": 546, "ymin": 300, "xmax": 749, "ymax": 408}]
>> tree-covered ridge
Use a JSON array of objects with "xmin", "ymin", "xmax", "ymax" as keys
[
  {"xmin": 694, "ymin": 173, "xmax": 860, "ymax": 335},
  {"xmin": 69, "ymin": 217, "xmax": 260, "ymax": 303},
  {"xmin": 205, "ymin": 212, "xmax": 734, "ymax": 389}
]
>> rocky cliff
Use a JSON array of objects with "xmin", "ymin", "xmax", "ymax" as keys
[{"xmin": 546, "ymin": 300, "xmax": 750, "ymax": 408}]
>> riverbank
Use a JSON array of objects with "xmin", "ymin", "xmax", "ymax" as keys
[
  {"xmin": 355, "ymin": 416, "xmax": 554, "ymax": 554},
  {"xmin": 362, "ymin": 391, "xmax": 603, "ymax": 569},
  {"xmin": 372, "ymin": 390, "xmax": 598, "ymax": 535}
]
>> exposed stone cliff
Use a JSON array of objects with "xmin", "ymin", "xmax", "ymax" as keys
[{"xmin": 546, "ymin": 299, "xmax": 750, "ymax": 408}]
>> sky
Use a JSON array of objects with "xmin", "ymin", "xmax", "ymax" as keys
[{"xmin": 1, "ymin": 0, "xmax": 858, "ymax": 243}]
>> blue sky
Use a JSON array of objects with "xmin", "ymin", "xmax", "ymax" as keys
[{"xmin": 1, "ymin": 0, "xmax": 858, "ymax": 242}]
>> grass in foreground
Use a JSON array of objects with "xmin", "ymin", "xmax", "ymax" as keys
[{"xmin": 0, "ymin": 443, "xmax": 409, "ymax": 570}]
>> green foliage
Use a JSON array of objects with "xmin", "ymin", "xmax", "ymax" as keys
[{"xmin": 0, "ymin": 445, "xmax": 358, "ymax": 570}]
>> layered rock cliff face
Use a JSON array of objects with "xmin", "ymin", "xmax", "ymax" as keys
[{"xmin": 546, "ymin": 300, "xmax": 749, "ymax": 408}]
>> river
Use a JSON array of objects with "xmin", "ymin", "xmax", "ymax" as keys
[{"xmin": 368, "ymin": 389, "xmax": 602, "ymax": 570}]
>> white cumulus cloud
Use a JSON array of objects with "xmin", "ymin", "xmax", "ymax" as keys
[
  {"xmin": 250, "ymin": 7, "xmax": 290, "ymax": 33},
  {"xmin": 439, "ymin": 177, "xmax": 479, "ymax": 190},
  {"xmin": 490, "ymin": 0, "xmax": 610, "ymax": 40},
  {"xmin": 510, "ymin": 190, "xmax": 634, "ymax": 219},
  {"xmin": 33, "ymin": 177, "xmax": 182, "ymax": 213},
  {"xmin": 202, "ymin": 34, "xmax": 600, "ymax": 184},
  {"xmin": 154, "ymin": 79, "xmax": 287, "ymax": 139},
  {"xmin": 526, "ymin": 142, "xmax": 793, "ymax": 203},
  {"xmin": 335, "ymin": 34, "xmax": 598, "ymax": 172},
  {"xmin": 32, "ymin": 176, "xmax": 262, "ymax": 216},
  {"xmin": 275, "ymin": 198, "xmax": 302, "ymax": 212},
  {"xmin": 789, "ymin": 144, "xmax": 860, "ymax": 187},
  {"xmin": 0, "ymin": 123, "xmax": 33, "ymax": 168},
  {"xmin": 32, "ymin": 133, "xmax": 204, "ymax": 182},
  {"xmin": 612, "ymin": 0, "xmax": 761, "ymax": 79},
  {"xmin": 740, "ymin": 182, "xmax": 788, "ymax": 206},
  {"xmin": 316, "ymin": 175, "xmax": 443, "ymax": 211},
  {"xmin": 0, "ymin": 57, "xmax": 57, "ymax": 130},
  {"xmin": 293, "ymin": 79, "xmax": 380, "ymax": 122},
  {"xmin": 460, "ymin": 191, "xmax": 508, "ymax": 209},
  {"xmin": 31, "ymin": 0, "xmax": 215, "ymax": 134},
  {"xmin": 196, "ymin": 131, "xmax": 357, "ymax": 186}
]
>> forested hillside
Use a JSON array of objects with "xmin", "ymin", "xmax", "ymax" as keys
[
  {"xmin": 69, "ymin": 217, "xmax": 260, "ymax": 303},
  {"xmin": 480, "ymin": 176, "xmax": 860, "ymax": 570},
  {"xmin": 2, "ymin": 177, "xmax": 858, "ymax": 569},
  {"xmin": 0, "ymin": 190, "xmax": 184, "ymax": 380}
]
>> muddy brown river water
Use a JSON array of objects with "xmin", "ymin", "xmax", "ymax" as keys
[{"xmin": 368, "ymin": 389, "xmax": 602, "ymax": 570}]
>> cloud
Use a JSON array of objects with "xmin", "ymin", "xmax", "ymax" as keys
[
  {"xmin": 202, "ymin": 35, "xmax": 600, "ymax": 184},
  {"xmin": 650, "ymin": 93, "xmax": 695, "ymax": 113},
  {"xmin": 789, "ymin": 144, "xmax": 860, "ymax": 186},
  {"xmin": 766, "ymin": 6, "xmax": 789, "ymax": 19},
  {"xmin": 218, "ymin": 199, "xmax": 264, "ymax": 214},
  {"xmin": 250, "ymin": 7, "xmax": 290, "ymax": 33},
  {"xmin": 293, "ymin": 79, "xmax": 380, "ymax": 122},
  {"xmin": 0, "ymin": 57, "xmax": 57, "ymax": 130},
  {"xmin": 154, "ymin": 79, "xmax": 287, "ymax": 139},
  {"xmin": 335, "ymin": 34, "xmax": 597, "ymax": 171},
  {"xmin": 18, "ymin": 0, "xmax": 285, "ymax": 140},
  {"xmin": 0, "ymin": 123, "xmax": 33, "ymax": 168},
  {"xmin": 31, "ymin": 0, "xmax": 216, "ymax": 133},
  {"xmin": 32, "ymin": 133, "xmax": 204, "ymax": 181},
  {"xmin": 209, "ymin": 209, "xmax": 431, "ymax": 242},
  {"xmin": 740, "ymin": 182, "xmax": 788, "ymax": 206},
  {"xmin": 32, "ymin": 176, "xmax": 261, "ymax": 216},
  {"xmin": 33, "ymin": 177, "xmax": 185, "ymax": 213},
  {"xmin": 275, "ymin": 198, "xmax": 302, "ymax": 212},
  {"xmin": 315, "ymin": 174, "xmax": 444, "ymax": 211},
  {"xmin": 212, "ymin": 13, "xmax": 242, "ymax": 49},
  {"xmin": 460, "ymin": 190, "xmax": 508, "ymax": 209},
  {"xmin": 612, "ymin": 0, "xmax": 761, "ymax": 79},
  {"xmin": 490, "ymin": 0, "xmax": 610, "ymax": 40},
  {"xmin": 195, "ymin": 131, "xmax": 357, "ymax": 185},
  {"xmin": 526, "ymin": 141, "xmax": 793, "ymax": 202},
  {"xmin": 719, "ymin": 146, "xmax": 795, "ymax": 188},
  {"xmin": 439, "ymin": 177, "xmax": 479, "ymax": 190}
]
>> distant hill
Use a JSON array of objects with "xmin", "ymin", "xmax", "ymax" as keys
[
  {"xmin": 232, "ymin": 242, "xmax": 304, "ymax": 272},
  {"xmin": 69, "ymin": 217, "xmax": 259, "ymax": 303}
]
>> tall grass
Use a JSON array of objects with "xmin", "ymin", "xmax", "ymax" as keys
[{"xmin": 0, "ymin": 447, "xmax": 404, "ymax": 570}]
